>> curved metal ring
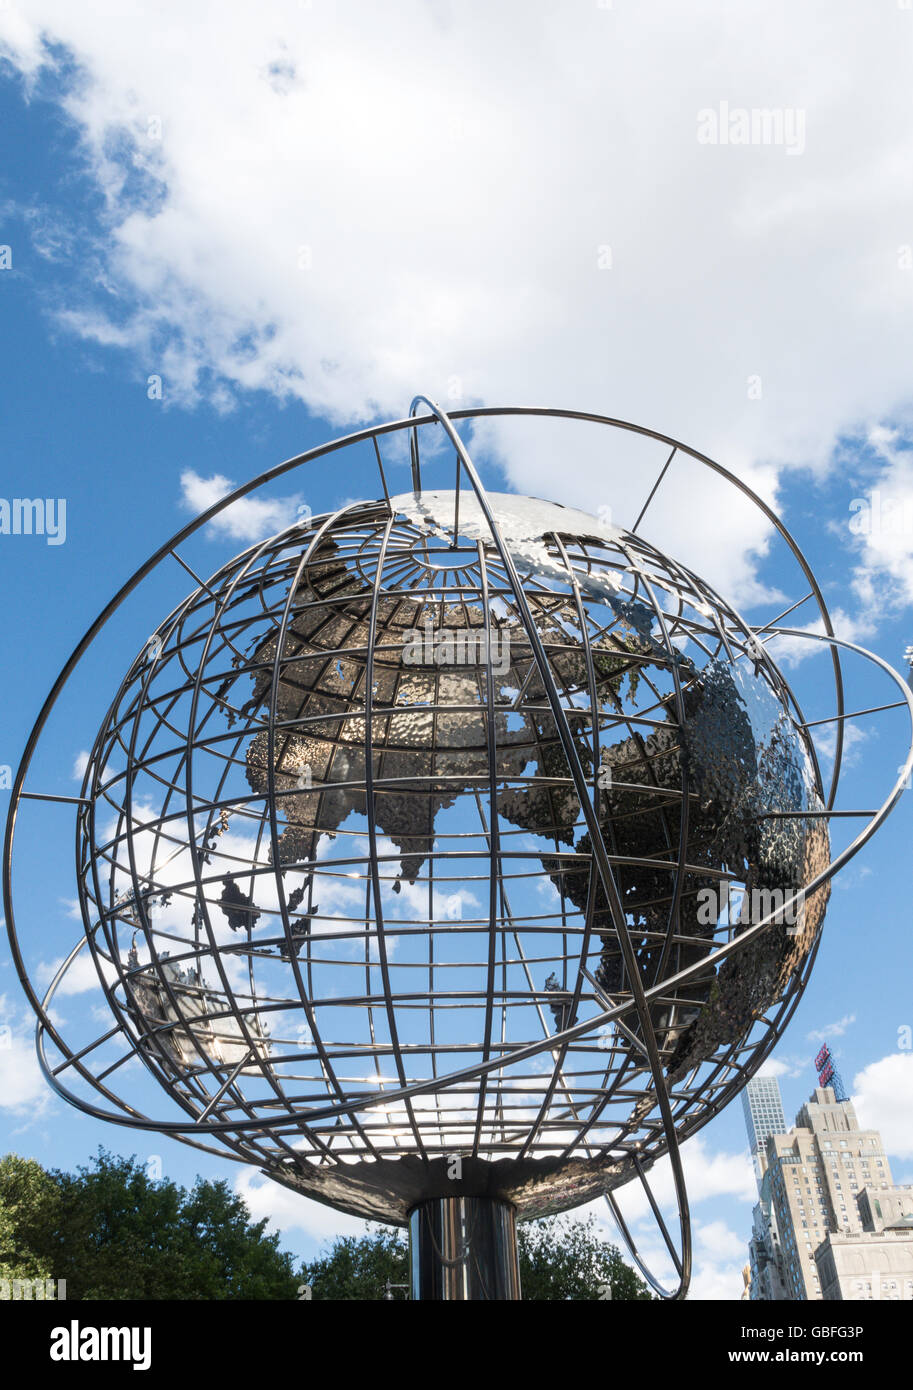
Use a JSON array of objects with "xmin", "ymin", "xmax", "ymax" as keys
[{"xmin": 6, "ymin": 400, "xmax": 906, "ymax": 1301}]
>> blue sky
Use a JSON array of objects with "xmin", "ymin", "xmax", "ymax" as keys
[{"xmin": 1, "ymin": 2, "xmax": 912, "ymax": 1299}]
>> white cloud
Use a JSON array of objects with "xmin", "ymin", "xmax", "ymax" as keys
[
  {"xmin": 179, "ymin": 469, "xmax": 307, "ymax": 543},
  {"xmin": 847, "ymin": 428, "xmax": 913, "ymax": 609},
  {"xmin": 384, "ymin": 863, "xmax": 479, "ymax": 925},
  {"xmin": 581, "ymin": 1133, "xmax": 755, "ymax": 1245},
  {"xmin": 0, "ymin": 997, "xmax": 50, "ymax": 1112},
  {"xmin": 853, "ymin": 1052, "xmax": 913, "ymax": 1160},
  {"xmin": 3, "ymin": 2, "xmax": 912, "ymax": 1294},
  {"xmin": 575, "ymin": 1136, "xmax": 755, "ymax": 1300},
  {"xmin": 812, "ymin": 722, "xmax": 870, "ymax": 770},
  {"xmin": 2, "ymin": 1, "xmax": 913, "ymax": 607},
  {"xmin": 757, "ymin": 1057, "xmax": 788, "ymax": 1078},
  {"xmin": 763, "ymin": 607, "xmax": 878, "ymax": 671},
  {"xmin": 807, "ymin": 1014, "xmax": 855, "ymax": 1044},
  {"xmin": 758, "ymin": 1055, "xmax": 804, "ymax": 1081},
  {"xmin": 640, "ymin": 1218, "xmax": 748, "ymax": 1300},
  {"xmin": 688, "ymin": 1257, "xmax": 748, "ymax": 1301},
  {"xmin": 35, "ymin": 949, "xmax": 117, "ymax": 998},
  {"xmin": 234, "ymin": 1165, "xmax": 371, "ymax": 1245},
  {"xmin": 242, "ymin": 1130, "xmax": 758, "ymax": 1296},
  {"xmin": 696, "ymin": 1218, "xmax": 747, "ymax": 1262}
]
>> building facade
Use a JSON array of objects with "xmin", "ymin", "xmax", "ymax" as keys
[
  {"xmin": 747, "ymin": 1167, "xmax": 788, "ymax": 1300},
  {"xmin": 742, "ymin": 1075, "xmax": 788, "ymax": 1183},
  {"xmin": 746, "ymin": 1083, "xmax": 913, "ymax": 1300},
  {"xmin": 816, "ymin": 1189, "xmax": 913, "ymax": 1300}
]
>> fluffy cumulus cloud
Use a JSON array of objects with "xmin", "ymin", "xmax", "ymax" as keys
[
  {"xmin": 853, "ymin": 1052, "xmax": 913, "ymax": 1159},
  {"xmin": 235, "ymin": 1129, "xmax": 758, "ymax": 1295},
  {"xmin": 686, "ymin": 1218, "xmax": 751, "ymax": 1300},
  {"xmin": 637, "ymin": 1134, "xmax": 756, "ymax": 1212},
  {"xmin": 0, "ymin": 995, "xmax": 51, "ymax": 1113},
  {"xmin": 3, "ymin": 1, "xmax": 912, "ymax": 1295},
  {"xmin": 757, "ymin": 1056, "xmax": 798, "ymax": 1081},
  {"xmin": 575, "ymin": 1133, "xmax": 756, "ymax": 1298},
  {"xmin": 695, "ymin": 1218, "xmax": 746, "ymax": 1263},
  {"xmin": 179, "ymin": 470, "xmax": 308, "ymax": 543},
  {"xmin": 807, "ymin": 1013, "xmax": 855, "ymax": 1044},
  {"xmin": 234, "ymin": 1164, "xmax": 371, "ymax": 1246},
  {"xmin": 34, "ymin": 949, "xmax": 117, "ymax": 998},
  {"xmin": 847, "ymin": 427, "xmax": 913, "ymax": 609},
  {"xmin": 2, "ymin": 0, "xmax": 913, "ymax": 602}
]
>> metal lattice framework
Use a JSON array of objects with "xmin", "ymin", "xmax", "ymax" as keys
[{"xmin": 5, "ymin": 401, "xmax": 913, "ymax": 1300}]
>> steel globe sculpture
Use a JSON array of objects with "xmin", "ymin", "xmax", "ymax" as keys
[{"xmin": 6, "ymin": 400, "xmax": 913, "ymax": 1300}]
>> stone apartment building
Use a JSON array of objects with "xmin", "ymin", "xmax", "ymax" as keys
[{"xmin": 746, "ymin": 1081, "xmax": 913, "ymax": 1300}]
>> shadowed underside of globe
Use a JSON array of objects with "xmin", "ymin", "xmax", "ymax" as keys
[{"xmin": 77, "ymin": 490, "xmax": 829, "ymax": 1222}]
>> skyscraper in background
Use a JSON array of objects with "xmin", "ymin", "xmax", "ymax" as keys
[
  {"xmin": 746, "ymin": 1080, "xmax": 913, "ymax": 1300},
  {"xmin": 742, "ymin": 1075, "xmax": 787, "ymax": 1184}
]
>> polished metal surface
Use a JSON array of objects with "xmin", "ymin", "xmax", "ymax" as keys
[
  {"xmin": 409, "ymin": 1196, "xmax": 521, "ymax": 1301},
  {"xmin": 5, "ymin": 401, "xmax": 912, "ymax": 1300}
]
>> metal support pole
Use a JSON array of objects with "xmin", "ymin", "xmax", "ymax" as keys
[{"xmin": 409, "ymin": 1196, "xmax": 521, "ymax": 1301}]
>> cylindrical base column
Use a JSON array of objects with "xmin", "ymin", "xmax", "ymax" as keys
[{"xmin": 408, "ymin": 1195, "xmax": 521, "ymax": 1300}]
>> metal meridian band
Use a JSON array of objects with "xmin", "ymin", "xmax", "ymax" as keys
[{"xmin": 406, "ymin": 396, "xmax": 691, "ymax": 1296}]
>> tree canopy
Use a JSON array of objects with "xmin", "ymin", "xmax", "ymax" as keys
[
  {"xmin": 302, "ymin": 1214, "xmax": 653, "ymax": 1301},
  {"xmin": 0, "ymin": 1150, "xmax": 298, "ymax": 1299},
  {"xmin": 518, "ymin": 1214, "xmax": 653, "ymax": 1301},
  {"xmin": 1, "ymin": 1149, "xmax": 652, "ymax": 1300}
]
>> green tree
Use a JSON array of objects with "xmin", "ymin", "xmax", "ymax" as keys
[
  {"xmin": 1, "ymin": 1149, "xmax": 300, "ymax": 1299},
  {"xmin": 303, "ymin": 1213, "xmax": 653, "ymax": 1301},
  {"xmin": 0, "ymin": 1154, "xmax": 58, "ymax": 1283},
  {"xmin": 2, "ymin": 1150, "xmax": 653, "ymax": 1300},
  {"xmin": 518, "ymin": 1214, "xmax": 653, "ymax": 1300},
  {"xmin": 303, "ymin": 1227, "xmax": 409, "ymax": 1300}
]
